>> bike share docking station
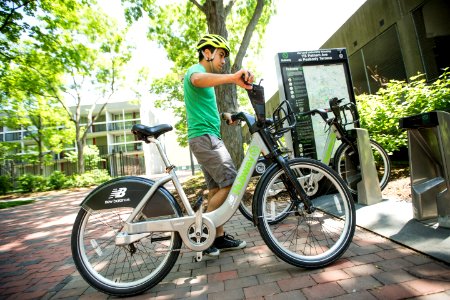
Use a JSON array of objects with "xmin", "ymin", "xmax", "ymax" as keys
[
  {"xmin": 400, "ymin": 111, "xmax": 450, "ymax": 228},
  {"xmin": 274, "ymin": 49, "xmax": 382, "ymax": 205}
]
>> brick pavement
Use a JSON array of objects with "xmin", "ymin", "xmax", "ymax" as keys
[{"xmin": 0, "ymin": 189, "xmax": 449, "ymax": 300}]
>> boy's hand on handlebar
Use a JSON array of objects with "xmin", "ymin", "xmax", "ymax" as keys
[
  {"xmin": 222, "ymin": 112, "xmax": 239, "ymax": 126},
  {"xmin": 235, "ymin": 69, "xmax": 254, "ymax": 89}
]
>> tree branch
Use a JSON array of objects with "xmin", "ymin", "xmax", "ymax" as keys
[
  {"xmin": 224, "ymin": 0, "xmax": 236, "ymax": 18},
  {"xmin": 21, "ymin": 63, "xmax": 73, "ymax": 122},
  {"xmin": 0, "ymin": 0, "xmax": 33, "ymax": 33},
  {"xmin": 232, "ymin": 0, "xmax": 264, "ymax": 72},
  {"xmin": 189, "ymin": 0, "xmax": 205, "ymax": 13}
]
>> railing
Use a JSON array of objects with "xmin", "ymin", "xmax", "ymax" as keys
[
  {"xmin": 5, "ymin": 132, "xmax": 22, "ymax": 141},
  {"xmin": 111, "ymin": 142, "xmax": 142, "ymax": 153},
  {"xmin": 0, "ymin": 151, "xmax": 146, "ymax": 180}
]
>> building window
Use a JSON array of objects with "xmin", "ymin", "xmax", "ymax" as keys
[
  {"xmin": 349, "ymin": 25, "xmax": 407, "ymax": 94},
  {"xmin": 413, "ymin": 0, "xmax": 450, "ymax": 81}
]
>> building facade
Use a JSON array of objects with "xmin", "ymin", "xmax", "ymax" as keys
[
  {"xmin": 1, "ymin": 100, "xmax": 194, "ymax": 177},
  {"xmin": 321, "ymin": 0, "xmax": 450, "ymax": 94}
]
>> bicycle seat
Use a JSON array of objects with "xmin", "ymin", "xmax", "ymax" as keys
[{"xmin": 131, "ymin": 124, "xmax": 173, "ymax": 141}]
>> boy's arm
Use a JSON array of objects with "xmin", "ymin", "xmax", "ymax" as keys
[{"xmin": 191, "ymin": 69, "xmax": 254, "ymax": 89}]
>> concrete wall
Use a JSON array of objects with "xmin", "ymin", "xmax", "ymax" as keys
[{"xmin": 321, "ymin": 0, "xmax": 445, "ymax": 85}]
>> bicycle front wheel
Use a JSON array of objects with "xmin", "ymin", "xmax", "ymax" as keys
[
  {"xmin": 334, "ymin": 139, "xmax": 391, "ymax": 194},
  {"xmin": 71, "ymin": 206, "xmax": 182, "ymax": 297},
  {"xmin": 239, "ymin": 176, "xmax": 294, "ymax": 224},
  {"xmin": 254, "ymin": 158, "xmax": 355, "ymax": 268}
]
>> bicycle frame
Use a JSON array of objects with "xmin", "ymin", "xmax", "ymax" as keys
[
  {"xmin": 301, "ymin": 101, "xmax": 358, "ymax": 167},
  {"xmin": 117, "ymin": 131, "xmax": 270, "ymax": 252},
  {"xmin": 320, "ymin": 123, "xmax": 339, "ymax": 165}
]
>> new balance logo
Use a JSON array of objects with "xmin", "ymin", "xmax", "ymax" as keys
[{"xmin": 109, "ymin": 188, "xmax": 127, "ymax": 199}]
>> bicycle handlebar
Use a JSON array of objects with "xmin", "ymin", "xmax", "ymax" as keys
[
  {"xmin": 300, "ymin": 97, "xmax": 359, "ymax": 127},
  {"xmin": 299, "ymin": 108, "xmax": 330, "ymax": 121},
  {"xmin": 230, "ymin": 90, "xmax": 295, "ymax": 140}
]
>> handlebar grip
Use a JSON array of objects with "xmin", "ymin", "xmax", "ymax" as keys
[{"xmin": 230, "ymin": 113, "xmax": 238, "ymax": 124}]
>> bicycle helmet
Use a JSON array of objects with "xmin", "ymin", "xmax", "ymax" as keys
[{"xmin": 196, "ymin": 34, "xmax": 230, "ymax": 57}]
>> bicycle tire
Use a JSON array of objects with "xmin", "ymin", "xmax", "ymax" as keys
[
  {"xmin": 334, "ymin": 139, "xmax": 391, "ymax": 194},
  {"xmin": 254, "ymin": 158, "xmax": 355, "ymax": 268},
  {"xmin": 71, "ymin": 189, "xmax": 183, "ymax": 296}
]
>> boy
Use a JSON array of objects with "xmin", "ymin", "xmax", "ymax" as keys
[{"xmin": 183, "ymin": 34, "xmax": 254, "ymax": 256}]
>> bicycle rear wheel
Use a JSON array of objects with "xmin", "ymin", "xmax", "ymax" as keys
[
  {"xmin": 71, "ymin": 206, "xmax": 182, "ymax": 297},
  {"xmin": 334, "ymin": 139, "xmax": 391, "ymax": 194},
  {"xmin": 254, "ymin": 158, "xmax": 355, "ymax": 268}
]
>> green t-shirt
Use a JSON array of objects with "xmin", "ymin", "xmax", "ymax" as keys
[{"xmin": 184, "ymin": 64, "xmax": 221, "ymax": 140}]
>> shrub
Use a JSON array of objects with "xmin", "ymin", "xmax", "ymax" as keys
[
  {"xmin": 0, "ymin": 175, "xmax": 12, "ymax": 195},
  {"xmin": 18, "ymin": 174, "xmax": 47, "ymax": 193},
  {"xmin": 356, "ymin": 69, "xmax": 450, "ymax": 154},
  {"xmin": 67, "ymin": 169, "xmax": 111, "ymax": 188},
  {"xmin": 48, "ymin": 171, "xmax": 68, "ymax": 190}
]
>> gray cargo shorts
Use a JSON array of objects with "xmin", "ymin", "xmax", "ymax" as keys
[{"xmin": 189, "ymin": 134, "xmax": 237, "ymax": 190}]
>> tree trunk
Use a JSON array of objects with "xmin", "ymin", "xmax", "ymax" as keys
[
  {"xmin": 217, "ymin": 84, "xmax": 244, "ymax": 167},
  {"xmin": 75, "ymin": 121, "xmax": 85, "ymax": 174},
  {"xmin": 38, "ymin": 139, "xmax": 44, "ymax": 176},
  {"xmin": 202, "ymin": 0, "xmax": 245, "ymax": 167},
  {"xmin": 198, "ymin": 0, "xmax": 266, "ymax": 167},
  {"xmin": 76, "ymin": 139, "xmax": 85, "ymax": 174}
]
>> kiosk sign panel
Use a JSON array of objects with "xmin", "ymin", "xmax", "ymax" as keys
[{"xmin": 275, "ymin": 49, "xmax": 356, "ymax": 160}]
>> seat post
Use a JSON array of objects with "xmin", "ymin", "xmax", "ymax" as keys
[{"xmin": 149, "ymin": 137, "xmax": 172, "ymax": 169}]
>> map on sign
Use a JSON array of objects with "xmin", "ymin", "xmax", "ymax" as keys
[
  {"xmin": 275, "ymin": 49, "xmax": 356, "ymax": 160},
  {"xmin": 303, "ymin": 63, "xmax": 352, "ymax": 160}
]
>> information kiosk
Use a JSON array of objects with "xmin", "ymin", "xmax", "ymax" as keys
[
  {"xmin": 274, "ymin": 49, "xmax": 382, "ymax": 205},
  {"xmin": 275, "ymin": 49, "xmax": 356, "ymax": 159}
]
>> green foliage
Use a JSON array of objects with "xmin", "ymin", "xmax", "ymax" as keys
[
  {"xmin": 65, "ymin": 145, "xmax": 105, "ymax": 170},
  {"xmin": 0, "ymin": 175, "xmax": 12, "ymax": 195},
  {"xmin": 48, "ymin": 171, "xmax": 68, "ymax": 190},
  {"xmin": 1, "ymin": 0, "xmax": 133, "ymax": 174},
  {"xmin": 83, "ymin": 145, "xmax": 105, "ymax": 170},
  {"xmin": 0, "ymin": 142, "xmax": 19, "ymax": 165},
  {"xmin": 356, "ymin": 69, "xmax": 450, "ymax": 153},
  {"xmin": 17, "ymin": 174, "xmax": 47, "ymax": 193},
  {"xmin": 67, "ymin": 169, "xmax": 111, "ymax": 187}
]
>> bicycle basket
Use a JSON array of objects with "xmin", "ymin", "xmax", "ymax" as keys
[
  {"xmin": 270, "ymin": 100, "xmax": 296, "ymax": 137},
  {"xmin": 329, "ymin": 97, "xmax": 360, "ymax": 129},
  {"xmin": 339, "ymin": 102, "xmax": 360, "ymax": 128},
  {"xmin": 247, "ymin": 82, "xmax": 266, "ymax": 124}
]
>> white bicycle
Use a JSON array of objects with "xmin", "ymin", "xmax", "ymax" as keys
[{"xmin": 71, "ymin": 82, "xmax": 356, "ymax": 297}]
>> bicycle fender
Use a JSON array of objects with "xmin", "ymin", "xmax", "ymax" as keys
[{"xmin": 80, "ymin": 176, "xmax": 180, "ymax": 217}]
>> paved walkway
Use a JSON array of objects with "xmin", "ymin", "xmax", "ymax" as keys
[{"xmin": 0, "ymin": 188, "xmax": 449, "ymax": 300}]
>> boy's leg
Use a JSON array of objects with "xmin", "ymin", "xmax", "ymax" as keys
[
  {"xmin": 206, "ymin": 186, "xmax": 231, "ymax": 237},
  {"xmin": 189, "ymin": 135, "xmax": 245, "ymax": 254}
]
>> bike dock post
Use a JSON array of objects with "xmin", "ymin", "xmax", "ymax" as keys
[
  {"xmin": 353, "ymin": 128, "xmax": 383, "ymax": 205},
  {"xmin": 399, "ymin": 111, "xmax": 450, "ymax": 228}
]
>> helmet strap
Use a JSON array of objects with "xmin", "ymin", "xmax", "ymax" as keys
[{"xmin": 203, "ymin": 49, "xmax": 217, "ymax": 62}]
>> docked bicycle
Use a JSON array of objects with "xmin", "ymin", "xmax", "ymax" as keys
[
  {"xmin": 302, "ymin": 97, "xmax": 391, "ymax": 195},
  {"xmin": 71, "ymin": 82, "xmax": 356, "ymax": 297},
  {"xmin": 238, "ymin": 96, "xmax": 391, "ymax": 222}
]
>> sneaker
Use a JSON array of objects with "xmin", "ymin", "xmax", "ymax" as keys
[
  {"xmin": 203, "ymin": 245, "xmax": 220, "ymax": 257},
  {"xmin": 214, "ymin": 233, "xmax": 247, "ymax": 251}
]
